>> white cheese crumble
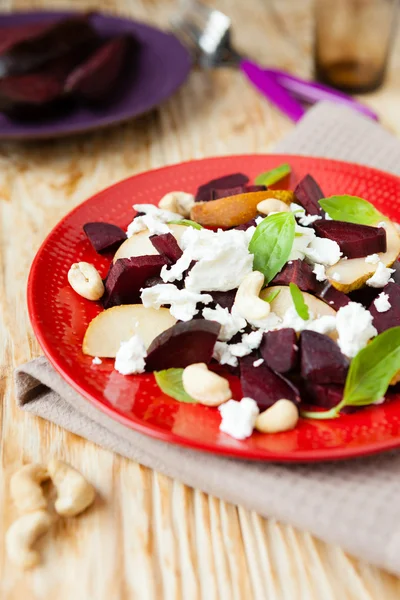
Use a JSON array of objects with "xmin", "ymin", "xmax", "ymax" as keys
[
  {"xmin": 281, "ymin": 307, "xmax": 336, "ymax": 335},
  {"xmin": 114, "ymin": 335, "xmax": 147, "ymax": 375},
  {"xmin": 290, "ymin": 202, "xmax": 305, "ymax": 215},
  {"xmin": 229, "ymin": 330, "xmax": 264, "ymax": 357},
  {"xmin": 213, "ymin": 341, "xmax": 238, "ymax": 367},
  {"xmin": 161, "ymin": 227, "xmax": 254, "ymax": 292},
  {"xmin": 305, "ymin": 315, "xmax": 337, "ymax": 335},
  {"xmin": 336, "ymin": 302, "xmax": 377, "ymax": 358},
  {"xmin": 299, "ymin": 214, "xmax": 322, "ymax": 226},
  {"xmin": 253, "ymin": 358, "xmax": 264, "ymax": 367},
  {"xmin": 244, "ymin": 311, "xmax": 282, "ymax": 331},
  {"xmin": 141, "ymin": 283, "xmax": 212, "ymax": 321},
  {"xmin": 202, "ymin": 304, "xmax": 246, "ymax": 341},
  {"xmin": 92, "ymin": 357, "xmax": 102, "ymax": 365},
  {"xmin": 289, "ymin": 224, "xmax": 316, "ymax": 260},
  {"xmin": 374, "ymin": 292, "xmax": 391, "ymax": 313},
  {"xmin": 219, "ymin": 398, "xmax": 260, "ymax": 440},
  {"xmin": 126, "ymin": 204, "xmax": 184, "ymax": 237},
  {"xmin": 313, "ymin": 263, "xmax": 327, "ymax": 282},
  {"xmin": 378, "ymin": 221, "xmax": 388, "ymax": 229},
  {"xmin": 366, "ymin": 261, "xmax": 395, "ymax": 288},
  {"xmin": 365, "ymin": 253, "xmax": 380, "ymax": 264},
  {"xmin": 304, "ymin": 237, "xmax": 342, "ymax": 266},
  {"xmin": 331, "ymin": 272, "xmax": 341, "ymax": 282},
  {"xmin": 255, "ymin": 215, "xmax": 265, "ymax": 225}
]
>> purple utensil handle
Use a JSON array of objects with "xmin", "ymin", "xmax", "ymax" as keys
[
  {"xmin": 240, "ymin": 59, "xmax": 305, "ymax": 123},
  {"xmin": 265, "ymin": 68, "xmax": 378, "ymax": 121}
]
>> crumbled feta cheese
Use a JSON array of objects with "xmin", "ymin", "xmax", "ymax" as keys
[
  {"xmin": 245, "ymin": 311, "xmax": 282, "ymax": 331},
  {"xmin": 230, "ymin": 330, "xmax": 263, "ymax": 357},
  {"xmin": 213, "ymin": 341, "xmax": 238, "ymax": 367},
  {"xmin": 336, "ymin": 302, "xmax": 377, "ymax": 358},
  {"xmin": 290, "ymin": 202, "xmax": 305, "ymax": 215},
  {"xmin": 305, "ymin": 315, "xmax": 337, "ymax": 335},
  {"xmin": 255, "ymin": 216, "xmax": 265, "ymax": 225},
  {"xmin": 299, "ymin": 214, "xmax": 322, "ymax": 226},
  {"xmin": 219, "ymin": 398, "xmax": 260, "ymax": 440},
  {"xmin": 331, "ymin": 272, "xmax": 341, "ymax": 282},
  {"xmin": 325, "ymin": 213, "xmax": 333, "ymax": 220},
  {"xmin": 313, "ymin": 263, "xmax": 327, "ymax": 282},
  {"xmin": 365, "ymin": 253, "xmax": 380, "ymax": 264},
  {"xmin": 161, "ymin": 227, "xmax": 254, "ymax": 292},
  {"xmin": 378, "ymin": 221, "xmax": 388, "ymax": 229},
  {"xmin": 92, "ymin": 357, "xmax": 102, "ymax": 365},
  {"xmin": 114, "ymin": 335, "xmax": 147, "ymax": 375},
  {"xmin": 141, "ymin": 283, "xmax": 212, "ymax": 321},
  {"xmin": 133, "ymin": 203, "xmax": 183, "ymax": 222},
  {"xmin": 374, "ymin": 292, "xmax": 391, "ymax": 313},
  {"xmin": 366, "ymin": 261, "xmax": 395, "ymax": 288},
  {"xmin": 202, "ymin": 305, "xmax": 246, "ymax": 341},
  {"xmin": 304, "ymin": 237, "xmax": 342, "ymax": 266},
  {"xmin": 126, "ymin": 204, "xmax": 184, "ymax": 237},
  {"xmin": 281, "ymin": 306, "xmax": 314, "ymax": 332},
  {"xmin": 289, "ymin": 224, "xmax": 316, "ymax": 260},
  {"xmin": 253, "ymin": 358, "xmax": 264, "ymax": 367}
]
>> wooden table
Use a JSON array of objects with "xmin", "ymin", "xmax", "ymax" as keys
[{"xmin": 1, "ymin": 0, "xmax": 400, "ymax": 598}]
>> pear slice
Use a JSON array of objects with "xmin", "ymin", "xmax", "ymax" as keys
[
  {"xmin": 325, "ymin": 220, "xmax": 400, "ymax": 293},
  {"xmin": 83, "ymin": 305, "xmax": 176, "ymax": 357},
  {"xmin": 113, "ymin": 224, "xmax": 187, "ymax": 263},
  {"xmin": 260, "ymin": 285, "xmax": 337, "ymax": 320}
]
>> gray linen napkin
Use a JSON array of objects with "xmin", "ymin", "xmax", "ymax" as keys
[{"xmin": 15, "ymin": 103, "xmax": 400, "ymax": 576}]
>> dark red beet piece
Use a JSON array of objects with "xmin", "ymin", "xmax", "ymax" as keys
[
  {"xmin": 391, "ymin": 259, "xmax": 400, "ymax": 284},
  {"xmin": 302, "ymin": 381, "xmax": 344, "ymax": 409},
  {"xmin": 209, "ymin": 289, "xmax": 237, "ymax": 311},
  {"xmin": 300, "ymin": 331, "xmax": 349, "ymax": 384},
  {"xmin": 349, "ymin": 286, "xmax": 381, "ymax": 308},
  {"xmin": 235, "ymin": 218, "xmax": 257, "ymax": 231},
  {"xmin": 103, "ymin": 255, "xmax": 167, "ymax": 309},
  {"xmin": 314, "ymin": 220, "xmax": 386, "ymax": 258},
  {"xmin": 271, "ymin": 259, "xmax": 318, "ymax": 292},
  {"xmin": 142, "ymin": 275, "xmax": 164, "ymax": 289},
  {"xmin": 211, "ymin": 184, "xmax": 266, "ymax": 200},
  {"xmin": 369, "ymin": 282, "xmax": 400, "ymax": 333},
  {"xmin": 260, "ymin": 329, "xmax": 298, "ymax": 373},
  {"xmin": 150, "ymin": 233, "xmax": 183, "ymax": 263},
  {"xmin": 64, "ymin": 35, "xmax": 131, "ymax": 102},
  {"xmin": 245, "ymin": 185, "xmax": 267, "ymax": 193},
  {"xmin": 195, "ymin": 173, "xmax": 249, "ymax": 202},
  {"xmin": 0, "ymin": 15, "xmax": 96, "ymax": 78},
  {"xmin": 294, "ymin": 174, "xmax": 325, "ymax": 216},
  {"xmin": 240, "ymin": 356, "xmax": 300, "ymax": 410},
  {"xmin": 315, "ymin": 282, "xmax": 350, "ymax": 310},
  {"xmin": 83, "ymin": 222, "xmax": 126, "ymax": 254},
  {"xmin": 146, "ymin": 320, "xmax": 220, "ymax": 371}
]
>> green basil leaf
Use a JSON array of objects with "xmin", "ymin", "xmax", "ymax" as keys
[
  {"xmin": 264, "ymin": 289, "xmax": 281, "ymax": 303},
  {"xmin": 318, "ymin": 195, "xmax": 384, "ymax": 225},
  {"xmin": 155, "ymin": 368, "xmax": 197, "ymax": 403},
  {"xmin": 289, "ymin": 283, "xmax": 309, "ymax": 320},
  {"xmin": 255, "ymin": 163, "xmax": 291, "ymax": 186},
  {"xmin": 168, "ymin": 219, "xmax": 203, "ymax": 229},
  {"xmin": 249, "ymin": 212, "xmax": 295, "ymax": 284}
]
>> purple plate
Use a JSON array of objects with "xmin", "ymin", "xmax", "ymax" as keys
[{"xmin": 0, "ymin": 11, "xmax": 191, "ymax": 140}]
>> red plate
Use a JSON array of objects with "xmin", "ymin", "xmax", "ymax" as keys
[{"xmin": 28, "ymin": 155, "xmax": 400, "ymax": 462}]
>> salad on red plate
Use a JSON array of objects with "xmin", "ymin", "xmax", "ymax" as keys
[{"xmin": 67, "ymin": 164, "xmax": 400, "ymax": 441}]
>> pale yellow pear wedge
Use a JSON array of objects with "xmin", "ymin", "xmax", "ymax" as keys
[
  {"xmin": 260, "ymin": 285, "xmax": 337, "ymax": 319},
  {"xmin": 114, "ymin": 224, "xmax": 187, "ymax": 263},
  {"xmin": 83, "ymin": 305, "xmax": 176, "ymax": 358}
]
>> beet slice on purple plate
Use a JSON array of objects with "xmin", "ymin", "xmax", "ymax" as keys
[
  {"xmin": 146, "ymin": 320, "xmax": 221, "ymax": 371},
  {"xmin": 314, "ymin": 220, "xmax": 386, "ymax": 258},
  {"xmin": 84, "ymin": 222, "xmax": 126, "ymax": 254},
  {"xmin": 294, "ymin": 174, "xmax": 325, "ymax": 216},
  {"xmin": 103, "ymin": 255, "xmax": 167, "ymax": 309},
  {"xmin": 240, "ymin": 356, "xmax": 300, "ymax": 410},
  {"xmin": 369, "ymin": 282, "xmax": 400, "ymax": 333},
  {"xmin": 271, "ymin": 259, "xmax": 318, "ymax": 292},
  {"xmin": 195, "ymin": 173, "xmax": 249, "ymax": 202},
  {"xmin": 260, "ymin": 328, "xmax": 298, "ymax": 374},
  {"xmin": 150, "ymin": 233, "xmax": 183, "ymax": 263},
  {"xmin": 300, "ymin": 330, "xmax": 349, "ymax": 384},
  {"xmin": 315, "ymin": 282, "xmax": 350, "ymax": 310}
]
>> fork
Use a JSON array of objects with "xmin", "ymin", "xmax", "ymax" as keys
[{"xmin": 171, "ymin": 1, "xmax": 378, "ymax": 122}]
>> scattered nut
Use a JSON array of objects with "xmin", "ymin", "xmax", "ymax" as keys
[
  {"xmin": 6, "ymin": 510, "xmax": 53, "ymax": 569},
  {"xmin": 158, "ymin": 191, "xmax": 195, "ymax": 218},
  {"xmin": 182, "ymin": 363, "xmax": 232, "ymax": 406},
  {"xmin": 48, "ymin": 459, "xmax": 96, "ymax": 517},
  {"xmin": 255, "ymin": 399, "xmax": 299, "ymax": 434},
  {"xmin": 10, "ymin": 464, "xmax": 50, "ymax": 513},
  {"xmin": 68, "ymin": 262, "xmax": 104, "ymax": 301},
  {"xmin": 257, "ymin": 198, "xmax": 290, "ymax": 216},
  {"xmin": 233, "ymin": 271, "xmax": 270, "ymax": 322}
]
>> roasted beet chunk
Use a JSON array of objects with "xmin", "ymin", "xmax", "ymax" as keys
[
  {"xmin": 300, "ymin": 331, "xmax": 349, "ymax": 384},
  {"xmin": 294, "ymin": 174, "xmax": 325, "ymax": 215},
  {"xmin": 234, "ymin": 218, "xmax": 257, "ymax": 232},
  {"xmin": 103, "ymin": 255, "xmax": 167, "ymax": 308},
  {"xmin": 150, "ymin": 233, "xmax": 183, "ymax": 263},
  {"xmin": 211, "ymin": 184, "xmax": 266, "ymax": 200},
  {"xmin": 271, "ymin": 259, "xmax": 318, "ymax": 292},
  {"xmin": 195, "ymin": 173, "xmax": 249, "ymax": 202},
  {"xmin": 240, "ymin": 356, "xmax": 300, "ymax": 410},
  {"xmin": 84, "ymin": 222, "xmax": 126, "ymax": 254},
  {"xmin": 314, "ymin": 220, "xmax": 386, "ymax": 259},
  {"xmin": 391, "ymin": 259, "xmax": 400, "ymax": 284},
  {"xmin": 302, "ymin": 381, "xmax": 344, "ymax": 409},
  {"xmin": 369, "ymin": 282, "xmax": 400, "ymax": 333},
  {"xmin": 260, "ymin": 329, "xmax": 298, "ymax": 373},
  {"xmin": 146, "ymin": 320, "xmax": 220, "ymax": 370},
  {"xmin": 209, "ymin": 289, "xmax": 237, "ymax": 311},
  {"xmin": 315, "ymin": 282, "xmax": 350, "ymax": 310}
]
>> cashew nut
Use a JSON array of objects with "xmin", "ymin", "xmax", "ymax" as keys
[
  {"xmin": 233, "ymin": 271, "xmax": 270, "ymax": 322},
  {"xmin": 255, "ymin": 399, "xmax": 299, "ymax": 434},
  {"xmin": 158, "ymin": 191, "xmax": 195, "ymax": 218},
  {"xmin": 257, "ymin": 198, "xmax": 290, "ymax": 216},
  {"xmin": 48, "ymin": 459, "xmax": 96, "ymax": 517},
  {"xmin": 182, "ymin": 363, "xmax": 232, "ymax": 406},
  {"xmin": 68, "ymin": 262, "xmax": 104, "ymax": 301},
  {"xmin": 6, "ymin": 510, "xmax": 53, "ymax": 569},
  {"xmin": 10, "ymin": 464, "xmax": 50, "ymax": 513}
]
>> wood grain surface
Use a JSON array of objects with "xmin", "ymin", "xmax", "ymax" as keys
[{"xmin": 1, "ymin": 0, "xmax": 400, "ymax": 598}]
